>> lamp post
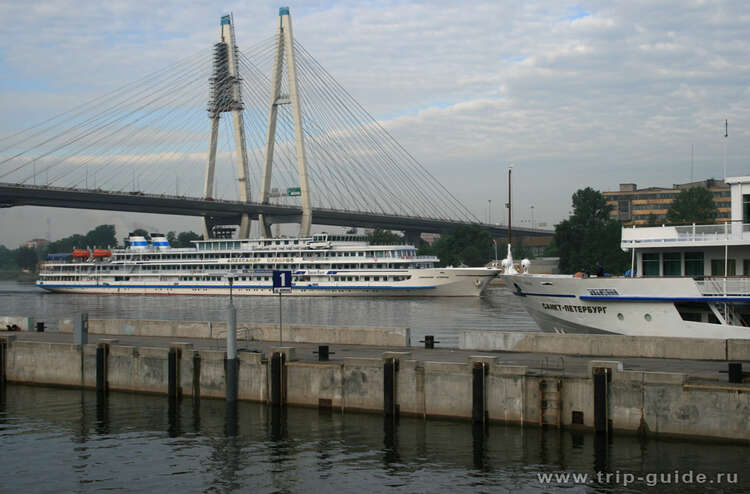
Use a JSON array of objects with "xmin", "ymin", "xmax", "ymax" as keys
[
  {"xmin": 225, "ymin": 272, "xmax": 238, "ymax": 402},
  {"xmin": 530, "ymin": 205, "xmax": 535, "ymax": 231},
  {"xmin": 507, "ymin": 165, "xmax": 514, "ymax": 245}
]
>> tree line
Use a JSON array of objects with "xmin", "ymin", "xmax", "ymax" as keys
[
  {"xmin": 0, "ymin": 225, "xmax": 203, "ymax": 273},
  {"xmin": 551, "ymin": 186, "xmax": 719, "ymax": 274}
]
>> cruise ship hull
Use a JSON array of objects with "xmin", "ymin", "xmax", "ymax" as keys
[
  {"xmin": 38, "ymin": 268, "xmax": 498, "ymax": 297},
  {"xmin": 505, "ymin": 273, "xmax": 750, "ymax": 339}
]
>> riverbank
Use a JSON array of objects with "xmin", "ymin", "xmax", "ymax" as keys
[{"xmin": 0, "ymin": 270, "xmax": 36, "ymax": 282}]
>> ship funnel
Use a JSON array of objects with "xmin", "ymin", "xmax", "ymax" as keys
[
  {"xmin": 127, "ymin": 233, "xmax": 149, "ymax": 250},
  {"xmin": 151, "ymin": 233, "xmax": 170, "ymax": 250}
]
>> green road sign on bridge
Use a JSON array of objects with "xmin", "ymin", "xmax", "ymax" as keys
[{"xmin": 287, "ymin": 187, "xmax": 301, "ymax": 196}]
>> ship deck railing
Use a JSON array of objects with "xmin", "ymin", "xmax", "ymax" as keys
[
  {"xmin": 695, "ymin": 276, "xmax": 750, "ymax": 297},
  {"xmin": 621, "ymin": 221, "xmax": 750, "ymax": 247}
]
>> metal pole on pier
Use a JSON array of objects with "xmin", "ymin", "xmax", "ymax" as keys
[
  {"xmin": 279, "ymin": 291, "xmax": 283, "ymax": 346},
  {"xmin": 226, "ymin": 275, "xmax": 238, "ymax": 402},
  {"xmin": 507, "ymin": 165, "xmax": 513, "ymax": 246},
  {"xmin": 724, "ymin": 221, "xmax": 728, "ymax": 322}
]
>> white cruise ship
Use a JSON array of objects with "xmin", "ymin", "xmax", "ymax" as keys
[
  {"xmin": 37, "ymin": 233, "xmax": 500, "ymax": 297},
  {"xmin": 504, "ymin": 176, "xmax": 750, "ymax": 339}
]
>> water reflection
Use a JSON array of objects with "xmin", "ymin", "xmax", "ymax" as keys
[
  {"xmin": 168, "ymin": 395, "xmax": 181, "ymax": 437},
  {"xmin": 472, "ymin": 422, "xmax": 488, "ymax": 471},
  {"xmin": 0, "ymin": 282, "xmax": 539, "ymax": 345},
  {"xmin": 383, "ymin": 415, "xmax": 401, "ymax": 468},
  {"xmin": 95, "ymin": 393, "xmax": 109, "ymax": 435},
  {"xmin": 0, "ymin": 384, "xmax": 747, "ymax": 493}
]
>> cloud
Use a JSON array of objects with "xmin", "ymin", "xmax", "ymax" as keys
[{"xmin": 1, "ymin": 0, "xmax": 749, "ymax": 246}]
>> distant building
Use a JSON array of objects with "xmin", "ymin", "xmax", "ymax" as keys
[
  {"xmin": 24, "ymin": 238, "xmax": 49, "ymax": 249},
  {"xmin": 420, "ymin": 233, "xmax": 441, "ymax": 245},
  {"xmin": 603, "ymin": 178, "xmax": 730, "ymax": 225}
]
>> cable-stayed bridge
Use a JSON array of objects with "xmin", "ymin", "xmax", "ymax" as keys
[{"xmin": 0, "ymin": 8, "xmax": 551, "ymax": 241}]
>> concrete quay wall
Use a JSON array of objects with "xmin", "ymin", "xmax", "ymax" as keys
[
  {"xmin": 57, "ymin": 318, "xmax": 409, "ymax": 347},
  {"xmin": 1, "ymin": 335, "xmax": 748, "ymax": 442},
  {"xmin": 460, "ymin": 330, "xmax": 750, "ymax": 361}
]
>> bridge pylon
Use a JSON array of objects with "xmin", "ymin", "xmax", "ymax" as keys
[
  {"xmin": 203, "ymin": 14, "xmax": 252, "ymax": 239},
  {"xmin": 258, "ymin": 6, "xmax": 313, "ymax": 238}
]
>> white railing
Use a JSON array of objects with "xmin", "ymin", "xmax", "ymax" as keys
[
  {"xmin": 695, "ymin": 277, "xmax": 750, "ymax": 296},
  {"xmin": 622, "ymin": 221, "xmax": 750, "ymax": 246}
]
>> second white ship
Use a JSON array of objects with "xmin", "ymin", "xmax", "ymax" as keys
[{"xmin": 37, "ymin": 233, "xmax": 500, "ymax": 297}]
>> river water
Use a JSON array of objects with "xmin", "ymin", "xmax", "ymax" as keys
[
  {"xmin": 1, "ymin": 282, "xmax": 747, "ymax": 492},
  {"xmin": 0, "ymin": 384, "xmax": 746, "ymax": 493},
  {"xmin": 0, "ymin": 281, "xmax": 539, "ymax": 346}
]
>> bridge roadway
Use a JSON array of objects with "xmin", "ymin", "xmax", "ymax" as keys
[{"xmin": 0, "ymin": 182, "xmax": 552, "ymax": 238}]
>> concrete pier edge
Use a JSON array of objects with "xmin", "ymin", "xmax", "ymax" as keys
[{"xmin": 1, "ymin": 333, "xmax": 748, "ymax": 442}]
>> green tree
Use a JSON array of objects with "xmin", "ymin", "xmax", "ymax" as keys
[
  {"xmin": 367, "ymin": 229, "xmax": 404, "ymax": 245},
  {"xmin": 175, "ymin": 231, "xmax": 202, "ymax": 247},
  {"xmin": 15, "ymin": 247, "xmax": 38, "ymax": 271},
  {"xmin": 0, "ymin": 245, "xmax": 18, "ymax": 270},
  {"xmin": 432, "ymin": 225, "xmax": 493, "ymax": 267},
  {"xmin": 85, "ymin": 224, "xmax": 116, "ymax": 248},
  {"xmin": 47, "ymin": 234, "xmax": 87, "ymax": 254},
  {"xmin": 666, "ymin": 187, "xmax": 718, "ymax": 224},
  {"xmin": 498, "ymin": 238, "xmax": 534, "ymax": 260},
  {"xmin": 555, "ymin": 188, "xmax": 629, "ymax": 274},
  {"xmin": 47, "ymin": 224, "xmax": 117, "ymax": 253},
  {"xmin": 416, "ymin": 242, "xmax": 434, "ymax": 257},
  {"xmin": 542, "ymin": 237, "xmax": 559, "ymax": 257}
]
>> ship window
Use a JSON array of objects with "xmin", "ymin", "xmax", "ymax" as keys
[
  {"xmin": 710, "ymin": 259, "xmax": 736, "ymax": 276},
  {"xmin": 744, "ymin": 194, "xmax": 750, "ymax": 223},
  {"xmin": 642, "ymin": 253, "xmax": 660, "ymax": 276},
  {"xmin": 685, "ymin": 252, "xmax": 704, "ymax": 276},
  {"xmin": 662, "ymin": 252, "xmax": 681, "ymax": 276}
]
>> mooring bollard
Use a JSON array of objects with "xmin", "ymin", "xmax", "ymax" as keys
[
  {"xmin": 192, "ymin": 352, "xmax": 201, "ymax": 401},
  {"xmin": 313, "ymin": 345, "xmax": 334, "ymax": 361},
  {"xmin": 271, "ymin": 352, "xmax": 286, "ymax": 406},
  {"xmin": 593, "ymin": 368, "xmax": 609, "ymax": 434},
  {"xmin": 96, "ymin": 343, "xmax": 108, "ymax": 395},
  {"xmin": 418, "ymin": 335, "xmax": 439, "ymax": 349},
  {"xmin": 383, "ymin": 357, "xmax": 397, "ymax": 417},
  {"xmin": 728, "ymin": 363, "xmax": 742, "ymax": 383},
  {"xmin": 472, "ymin": 362, "xmax": 487, "ymax": 425},
  {"xmin": 168, "ymin": 347, "xmax": 180, "ymax": 399},
  {"xmin": 0, "ymin": 340, "xmax": 6, "ymax": 384}
]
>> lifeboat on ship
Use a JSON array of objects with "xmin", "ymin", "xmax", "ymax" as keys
[
  {"xmin": 93, "ymin": 249, "xmax": 111, "ymax": 258},
  {"xmin": 72, "ymin": 249, "xmax": 90, "ymax": 258}
]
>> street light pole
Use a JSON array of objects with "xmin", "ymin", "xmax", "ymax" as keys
[
  {"xmin": 507, "ymin": 165, "xmax": 513, "ymax": 246},
  {"xmin": 225, "ymin": 274, "xmax": 238, "ymax": 403},
  {"xmin": 530, "ymin": 205, "xmax": 535, "ymax": 231}
]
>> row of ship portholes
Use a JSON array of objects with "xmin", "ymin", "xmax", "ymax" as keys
[{"xmin": 617, "ymin": 313, "xmax": 652, "ymax": 322}]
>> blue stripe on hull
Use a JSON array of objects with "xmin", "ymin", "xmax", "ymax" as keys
[
  {"xmin": 512, "ymin": 292, "xmax": 577, "ymax": 298},
  {"xmin": 580, "ymin": 295, "xmax": 750, "ymax": 303},
  {"xmin": 37, "ymin": 283, "xmax": 436, "ymax": 290}
]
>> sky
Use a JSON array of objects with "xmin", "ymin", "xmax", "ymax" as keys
[{"xmin": 1, "ymin": 0, "xmax": 749, "ymax": 247}]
